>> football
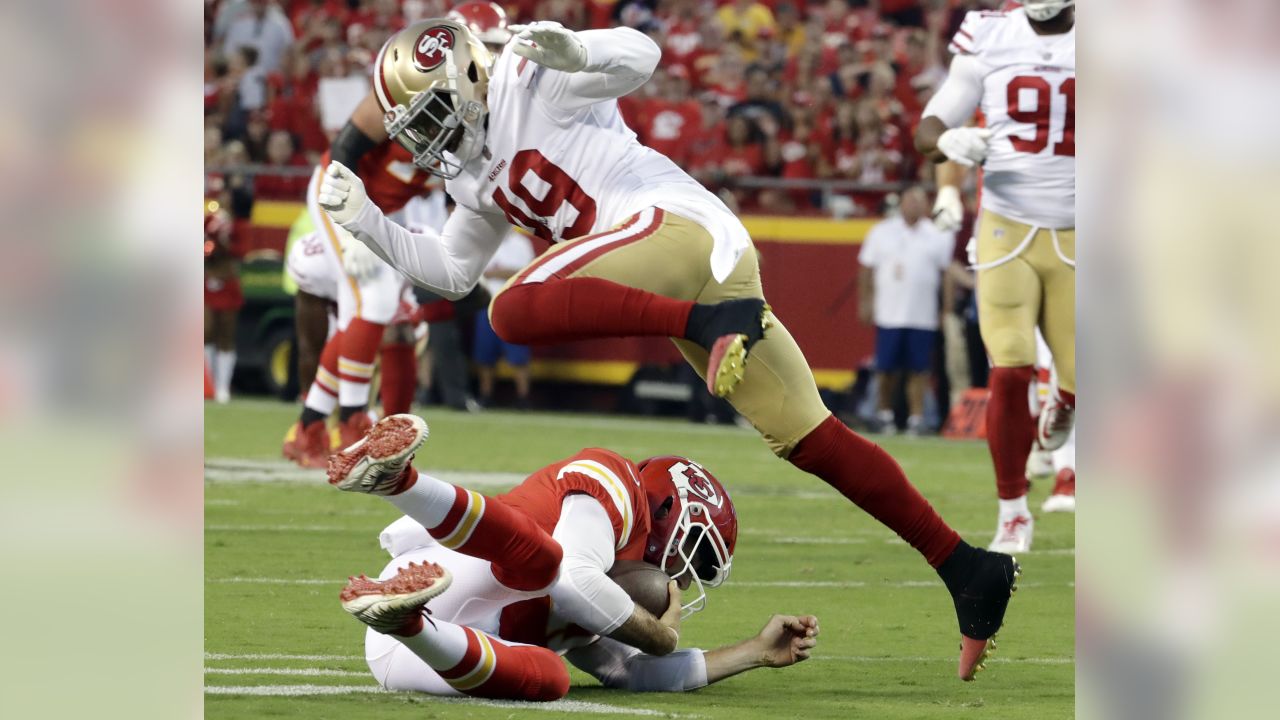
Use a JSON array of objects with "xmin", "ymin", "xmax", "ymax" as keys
[{"xmin": 608, "ymin": 560, "xmax": 672, "ymax": 616}]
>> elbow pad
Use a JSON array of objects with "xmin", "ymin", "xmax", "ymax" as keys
[{"xmin": 330, "ymin": 122, "xmax": 379, "ymax": 169}]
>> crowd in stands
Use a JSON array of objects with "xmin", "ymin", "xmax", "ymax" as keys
[{"xmin": 206, "ymin": 0, "xmax": 996, "ymax": 215}]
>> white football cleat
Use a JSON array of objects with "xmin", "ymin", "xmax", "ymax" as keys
[
  {"xmin": 340, "ymin": 561, "xmax": 453, "ymax": 636},
  {"xmin": 1037, "ymin": 397, "xmax": 1075, "ymax": 451},
  {"xmin": 327, "ymin": 414, "xmax": 428, "ymax": 495},
  {"xmin": 1026, "ymin": 446, "xmax": 1055, "ymax": 478},
  {"xmin": 989, "ymin": 512, "xmax": 1035, "ymax": 554},
  {"xmin": 1041, "ymin": 468, "xmax": 1076, "ymax": 513}
]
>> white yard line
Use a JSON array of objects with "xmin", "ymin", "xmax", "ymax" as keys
[
  {"xmin": 204, "ymin": 684, "xmax": 699, "ymax": 716},
  {"xmin": 814, "ymin": 655, "xmax": 1072, "ymax": 665},
  {"xmin": 206, "ymin": 667, "xmax": 368, "ymax": 677},
  {"xmin": 205, "ymin": 458, "xmax": 526, "ymax": 488},
  {"xmin": 207, "ymin": 653, "xmax": 363, "ymax": 661}
]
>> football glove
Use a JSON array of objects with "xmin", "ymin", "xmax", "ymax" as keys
[
  {"xmin": 317, "ymin": 161, "xmax": 368, "ymax": 227},
  {"xmin": 937, "ymin": 127, "xmax": 993, "ymax": 168},
  {"xmin": 341, "ymin": 235, "xmax": 382, "ymax": 281},
  {"xmin": 509, "ymin": 21, "xmax": 588, "ymax": 73},
  {"xmin": 932, "ymin": 185, "xmax": 965, "ymax": 232}
]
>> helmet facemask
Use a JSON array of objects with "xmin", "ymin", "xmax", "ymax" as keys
[
  {"xmin": 382, "ymin": 38, "xmax": 489, "ymax": 179},
  {"xmin": 656, "ymin": 494, "xmax": 733, "ymax": 618}
]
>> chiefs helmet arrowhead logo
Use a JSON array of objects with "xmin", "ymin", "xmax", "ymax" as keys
[{"xmin": 413, "ymin": 26, "xmax": 455, "ymax": 72}]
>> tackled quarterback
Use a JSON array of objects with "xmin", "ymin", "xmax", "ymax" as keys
[{"xmin": 317, "ymin": 16, "xmax": 1019, "ymax": 681}]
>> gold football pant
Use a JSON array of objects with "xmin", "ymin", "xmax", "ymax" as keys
[
  {"xmin": 493, "ymin": 209, "xmax": 831, "ymax": 456},
  {"xmin": 975, "ymin": 210, "xmax": 1076, "ymax": 393}
]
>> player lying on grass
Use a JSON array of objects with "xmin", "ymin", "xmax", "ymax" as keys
[
  {"xmin": 319, "ymin": 15, "xmax": 1018, "ymax": 683},
  {"xmin": 328, "ymin": 414, "xmax": 818, "ymax": 700}
]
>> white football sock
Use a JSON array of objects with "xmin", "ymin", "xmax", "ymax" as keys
[
  {"xmin": 998, "ymin": 495, "xmax": 1029, "ymax": 518},
  {"xmin": 304, "ymin": 382, "xmax": 339, "ymax": 417},
  {"xmin": 204, "ymin": 344, "xmax": 216, "ymax": 374},
  {"xmin": 387, "ymin": 473, "xmax": 459, "ymax": 530},
  {"xmin": 214, "ymin": 350, "xmax": 236, "ymax": 397},
  {"xmin": 395, "ymin": 616, "xmax": 471, "ymax": 670},
  {"xmin": 338, "ymin": 356, "xmax": 375, "ymax": 407}
]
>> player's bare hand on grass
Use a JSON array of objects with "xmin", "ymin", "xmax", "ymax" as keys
[
  {"xmin": 756, "ymin": 614, "xmax": 819, "ymax": 667},
  {"xmin": 318, "ymin": 161, "xmax": 368, "ymax": 225}
]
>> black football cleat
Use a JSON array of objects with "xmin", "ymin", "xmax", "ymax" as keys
[
  {"xmin": 937, "ymin": 542, "xmax": 1021, "ymax": 681},
  {"xmin": 685, "ymin": 298, "xmax": 774, "ymax": 397}
]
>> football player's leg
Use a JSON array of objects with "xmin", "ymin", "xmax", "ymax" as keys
[
  {"xmin": 284, "ymin": 329, "xmax": 342, "ymax": 467},
  {"xmin": 488, "ymin": 210, "xmax": 770, "ymax": 395},
  {"xmin": 672, "ymin": 248, "xmax": 964, "ymax": 569},
  {"xmin": 380, "ymin": 325, "xmax": 416, "ymax": 417},
  {"xmin": 336, "ymin": 265, "xmax": 400, "ymax": 447},
  {"xmin": 294, "ymin": 290, "xmax": 331, "ymax": 396},
  {"xmin": 1035, "ymin": 228, "xmax": 1076, "ymax": 452}
]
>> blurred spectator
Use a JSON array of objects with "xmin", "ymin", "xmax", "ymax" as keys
[
  {"xmin": 474, "ymin": 233, "xmax": 536, "ymax": 409},
  {"xmin": 204, "ymin": 202, "xmax": 244, "ymax": 404},
  {"xmin": 221, "ymin": 0, "xmax": 296, "ymax": 74},
  {"xmin": 857, "ymin": 187, "xmax": 954, "ymax": 434},
  {"xmin": 716, "ymin": 0, "xmax": 777, "ymax": 61},
  {"xmin": 253, "ymin": 130, "xmax": 311, "ymax": 200}
]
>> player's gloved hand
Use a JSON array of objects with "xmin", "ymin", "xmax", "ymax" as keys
[
  {"xmin": 317, "ymin": 161, "xmax": 368, "ymax": 226},
  {"xmin": 932, "ymin": 185, "xmax": 965, "ymax": 232},
  {"xmin": 755, "ymin": 614, "xmax": 820, "ymax": 668},
  {"xmin": 509, "ymin": 21, "xmax": 588, "ymax": 72},
  {"xmin": 341, "ymin": 236, "xmax": 381, "ymax": 281},
  {"xmin": 937, "ymin": 127, "xmax": 993, "ymax": 168}
]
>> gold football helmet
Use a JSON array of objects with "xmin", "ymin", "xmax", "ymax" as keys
[{"xmin": 372, "ymin": 19, "xmax": 492, "ymax": 178}]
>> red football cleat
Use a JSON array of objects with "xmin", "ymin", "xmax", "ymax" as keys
[
  {"xmin": 293, "ymin": 419, "xmax": 333, "ymax": 470},
  {"xmin": 1042, "ymin": 467, "xmax": 1076, "ymax": 513},
  {"xmin": 337, "ymin": 411, "xmax": 375, "ymax": 452},
  {"xmin": 340, "ymin": 561, "xmax": 453, "ymax": 636},
  {"xmin": 328, "ymin": 414, "xmax": 428, "ymax": 495}
]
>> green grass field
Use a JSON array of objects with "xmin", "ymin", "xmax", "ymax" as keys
[{"xmin": 205, "ymin": 398, "xmax": 1074, "ymax": 719}]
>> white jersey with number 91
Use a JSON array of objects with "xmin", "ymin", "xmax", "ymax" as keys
[{"xmin": 927, "ymin": 8, "xmax": 1075, "ymax": 229}]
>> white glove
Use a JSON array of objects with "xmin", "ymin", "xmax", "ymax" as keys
[
  {"xmin": 932, "ymin": 185, "xmax": 965, "ymax": 232},
  {"xmin": 936, "ymin": 127, "xmax": 993, "ymax": 168},
  {"xmin": 317, "ymin": 161, "xmax": 368, "ymax": 227},
  {"xmin": 342, "ymin": 235, "xmax": 382, "ymax": 281},
  {"xmin": 510, "ymin": 21, "xmax": 588, "ymax": 73}
]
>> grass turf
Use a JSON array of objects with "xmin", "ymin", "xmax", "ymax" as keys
[{"xmin": 205, "ymin": 398, "xmax": 1074, "ymax": 719}]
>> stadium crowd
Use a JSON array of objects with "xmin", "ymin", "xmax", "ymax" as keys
[{"xmin": 205, "ymin": 0, "xmax": 993, "ymax": 215}]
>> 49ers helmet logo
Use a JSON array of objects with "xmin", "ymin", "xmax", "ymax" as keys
[{"xmin": 413, "ymin": 26, "xmax": 455, "ymax": 72}]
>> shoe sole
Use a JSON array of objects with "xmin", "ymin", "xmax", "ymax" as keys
[
  {"xmin": 1041, "ymin": 495, "xmax": 1076, "ymax": 513},
  {"xmin": 328, "ymin": 414, "xmax": 428, "ymax": 493},
  {"xmin": 341, "ymin": 563, "xmax": 454, "ymax": 630},
  {"xmin": 706, "ymin": 309, "xmax": 774, "ymax": 398},
  {"xmin": 959, "ymin": 558, "xmax": 1021, "ymax": 681}
]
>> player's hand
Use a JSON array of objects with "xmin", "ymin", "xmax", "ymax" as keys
[
  {"xmin": 932, "ymin": 185, "xmax": 965, "ymax": 232},
  {"xmin": 318, "ymin": 161, "xmax": 368, "ymax": 226},
  {"xmin": 755, "ymin": 614, "xmax": 819, "ymax": 668},
  {"xmin": 509, "ymin": 21, "xmax": 588, "ymax": 73},
  {"xmin": 342, "ymin": 236, "xmax": 381, "ymax": 281},
  {"xmin": 936, "ymin": 127, "xmax": 993, "ymax": 168},
  {"xmin": 659, "ymin": 580, "xmax": 683, "ymax": 643}
]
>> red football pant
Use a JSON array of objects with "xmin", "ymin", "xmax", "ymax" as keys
[
  {"xmin": 987, "ymin": 366, "xmax": 1036, "ymax": 500},
  {"xmin": 789, "ymin": 415, "xmax": 962, "ymax": 568}
]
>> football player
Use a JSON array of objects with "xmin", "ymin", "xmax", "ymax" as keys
[
  {"xmin": 317, "ymin": 19, "xmax": 1018, "ymax": 680},
  {"xmin": 282, "ymin": 3, "xmax": 514, "ymax": 468},
  {"xmin": 327, "ymin": 415, "xmax": 816, "ymax": 700},
  {"xmin": 914, "ymin": 0, "xmax": 1076, "ymax": 553}
]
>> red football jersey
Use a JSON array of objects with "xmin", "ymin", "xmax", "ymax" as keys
[
  {"xmin": 322, "ymin": 141, "xmax": 439, "ymax": 216},
  {"xmin": 498, "ymin": 448, "xmax": 651, "ymax": 563}
]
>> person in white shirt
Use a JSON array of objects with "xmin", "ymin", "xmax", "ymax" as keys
[{"xmin": 858, "ymin": 188, "xmax": 955, "ymax": 435}]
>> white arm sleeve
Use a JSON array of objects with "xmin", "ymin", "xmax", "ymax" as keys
[
  {"xmin": 339, "ymin": 200, "xmax": 507, "ymax": 300},
  {"xmin": 549, "ymin": 495, "xmax": 636, "ymax": 636},
  {"xmin": 922, "ymin": 54, "xmax": 986, "ymax": 129},
  {"xmin": 566, "ymin": 637, "xmax": 709, "ymax": 692},
  {"xmin": 538, "ymin": 28, "xmax": 661, "ymax": 111}
]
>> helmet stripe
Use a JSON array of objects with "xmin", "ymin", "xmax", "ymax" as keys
[{"xmin": 373, "ymin": 39, "xmax": 394, "ymax": 111}]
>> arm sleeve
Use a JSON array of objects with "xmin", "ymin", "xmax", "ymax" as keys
[
  {"xmin": 566, "ymin": 637, "xmax": 709, "ymax": 692},
  {"xmin": 921, "ymin": 54, "xmax": 985, "ymax": 129},
  {"xmin": 537, "ymin": 28, "xmax": 661, "ymax": 111},
  {"xmin": 548, "ymin": 495, "xmax": 637, "ymax": 636},
  {"xmin": 339, "ymin": 200, "xmax": 507, "ymax": 300}
]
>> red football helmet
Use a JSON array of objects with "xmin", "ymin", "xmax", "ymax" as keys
[
  {"xmin": 638, "ymin": 456, "xmax": 738, "ymax": 616},
  {"xmin": 447, "ymin": 2, "xmax": 511, "ymax": 49}
]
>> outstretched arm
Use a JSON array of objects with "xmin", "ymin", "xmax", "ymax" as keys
[
  {"xmin": 565, "ymin": 614, "xmax": 820, "ymax": 692},
  {"xmin": 513, "ymin": 23, "xmax": 661, "ymax": 110},
  {"xmin": 318, "ymin": 162, "xmax": 506, "ymax": 299}
]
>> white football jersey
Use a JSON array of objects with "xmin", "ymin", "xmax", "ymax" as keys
[
  {"xmin": 445, "ymin": 40, "xmax": 749, "ymax": 281},
  {"xmin": 946, "ymin": 9, "xmax": 1075, "ymax": 228}
]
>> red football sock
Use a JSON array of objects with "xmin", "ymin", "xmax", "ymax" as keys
[
  {"xmin": 1058, "ymin": 388, "xmax": 1075, "ymax": 408},
  {"xmin": 439, "ymin": 627, "xmax": 569, "ymax": 701},
  {"xmin": 379, "ymin": 342, "xmax": 416, "ymax": 416},
  {"xmin": 788, "ymin": 415, "xmax": 961, "ymax": 568},
  {"xmin": 338, "ymin": 318, "xmax": 385, "ymax": 408},
  {"xmin": 428, "ymin": 483, "xmax": 563, "ymax": 592},
  {"xmin": 987, "ymin": 366, "xmax": 1036, "ymax": 500},
  {"xmin": 490, "ymin": 278, "xmax": 692, "ymax": 345}
]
